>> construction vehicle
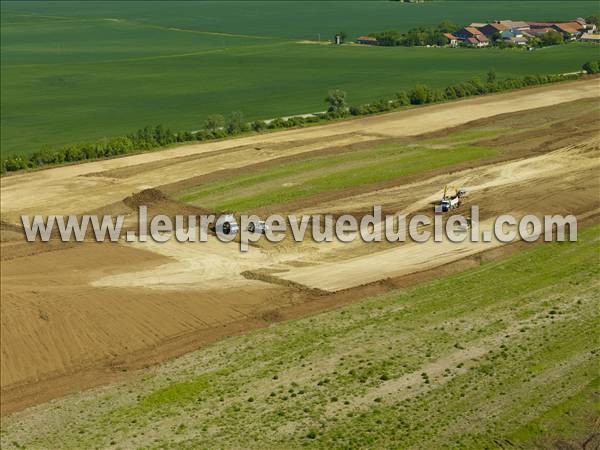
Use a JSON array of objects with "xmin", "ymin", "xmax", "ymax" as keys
[
  {"xmin": 436, "ymin": 185, "xmax": 466, "ymax": 213},
  {"xmin": 212, "ymin": 214, "xmax": 269, "ymax": 235},
  {"xmin": 248, "ymin": 220, "xmax": 269, "ymax": 234},
  {"xmin": 214, "ymin": 213, "xmax": 239, "ymax": 235}
]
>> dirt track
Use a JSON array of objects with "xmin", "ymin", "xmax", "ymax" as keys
[
  {"xmin": 278, "ymin": 139, "xmax": 600, "ymax": 290},
  {"xmin": 1, "ymin": 78, "xmax": 599, "ymax": 415}
]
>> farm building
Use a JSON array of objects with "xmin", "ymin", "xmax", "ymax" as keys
[
  {"xmin": 455, "ymin": 26, "xmax": 485, "ymax": 40},
  {"xmin": 576, "ymin": 18, "xmax": 597, "ymax": 33},
  {"xmin": 553, "ymin": 22, "xmax": 586, "ymax": 39},
  {"xmin": 528, "ymin": 27, "xmax": 557, "ymax": 37},
  {"xmin": 581, "ymin": 33, "xmax": 600, "ymax": 43},
  {"xmin": 466, "ymin": 35, "xmax": 489, "ymax": 47},
  {"xmin": 528, "ymin": 22, "xmax": 558, "ymax": 30},
  {"xmin": 478, "ymin": 22, "xmax": 508, "ymax": 37},
  {"xmin": 498, "ymin": 20, "xmax": 530, "ymax": 31},
  {"xmin": 355, "ymin": 36, "xmax": 378, "ymax": 45},
  {"xmin": 443, "ymin": 33, "xmax": 459, "ymax": 47},
  {"xmin": 500, "ymin": 27, "xmax": 534, "ymax": 45},
  {"xmin": 508, "ymin": 36, "xmax": 529, "ymax": 46}
]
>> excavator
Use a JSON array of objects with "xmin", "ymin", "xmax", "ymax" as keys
[{"xmin": 437, "ymin": 185, "xmax": 466, "ymax": 212}]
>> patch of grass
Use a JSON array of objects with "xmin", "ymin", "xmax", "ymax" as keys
[
  {"xmin": 137, "ymin": 372, "xmax": 217, "ymax": 409},
  {"xmin": 507, "ymin": 376, "xmax": 600, "ymax": 445},
  {"xmin": 178, "ymin": 143, "xmax": 497, "ymax": 211},
  {"xmin": 422, "ymin": 127, "xmax": 510, "ymax": 145}
]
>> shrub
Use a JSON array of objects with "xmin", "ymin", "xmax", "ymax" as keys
[
  {"xmin": 409, "ymin": 84, "xmax": 431, "ymax": 104},
  {"xmin": 372, "ymin": 98, "xmax": 391, "ymax": 112},
  {"xmin": 349, "ymin": 105, "xmax": 362, "ymax": 116},
  {"xmin": 268, "ymin": 118, "xmax": 286, "ymax": 129},
  {"xmin": 325, "ymin": 89, "xmax": 347, "ymax": 113},
  {"xmin": 251, "ymin": 120, "xmax": 267, "ymax": 132},
  {"xmin": 429, "ymin": 89, "xmax": 446, "ymax": 103},
  {"xmin": 203, "ymin": 114, "xmax": 225, "ymax": 132},
  {"xmin": 395, "ymin": 90, "xmax": 410, "ymax": 106},
  {"xmin": 226, "ymin": 111, "xmax": 248, "ymax": 135},
  {"xmin": 582, "ymin": 60, "xmax": 600, "ymax": 74},
  {"xmin": 285, "ymin": 116, "xmax": 306, "ymax": 127}
]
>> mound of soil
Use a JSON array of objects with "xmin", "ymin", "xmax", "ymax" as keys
[{"xmin": 123, "ymin": 188, "xmax": 169, "ymax": 208}]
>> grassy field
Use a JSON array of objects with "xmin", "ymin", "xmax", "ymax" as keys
[
  {"xmin": 3, "ymin": 226, "xmax": 598, "ymax": 449},
  {"xmin": 2, "ymin": 1, "xmax": 599, "ymax": 156}
]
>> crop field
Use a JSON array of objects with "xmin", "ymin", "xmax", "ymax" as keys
[{"xmin": 1, "ymin": 0, "xmax": 599, "ymax": 155}]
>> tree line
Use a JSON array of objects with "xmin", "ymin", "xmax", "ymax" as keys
[
  {"xmin": 334, "ymin": 71, "xmax": 581, "ymax": 117},
  {"xmin": 0, "ymin": 69, "xmax": 587, "ymax": 174},
  {"xmin": 368, "ymin": 21, "xmax": 458, "ymax": 47}
]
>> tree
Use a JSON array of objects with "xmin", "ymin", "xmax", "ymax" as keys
[
  {"xmin": 226, "ymin": 111, "xmax": 247, "ymax": 134},
  {"xmin": 436, "ymin": 20, "xmax": 459, "ymax": 33},
  {"xmin": 370, "ymin": 30, "xmax": 401, "ymax": 46},
  {"xmin": 541, "ymin": 30, "xmax": 564, "ymax": 46},
  {"xmin": 490, "ymin": 31, "xmax": 502, "ymax": 45},
  {"xmin": 586, "ymin": 14, "xmax": 599, "ymax": 25},
  {"xmin": 528, "ymin": 37, "xmax": 542, "ymax": 48},
  {"xmin": 409, "ymin": 84, "xmax": 430, "ymax": 105},
  {"xmin": 203, "ymin": 114, "xmax": 225, "ymax": 132},
  {"xmin": 431, "ymin": 31, "xmax": 449, "ymax": 46},
  {"xmin": 325, "ymin": 89, "xmax": 347, "ymax": 113},
  {"xmin": 582, "ymin": 60, "xmax": 600, "ymax": 74},
  {"xmin": 486, "ymin": 68, "xmax": 497, "ymax": 84},
  {"xmin": 468, "ymin": 77, "xmax": 487, "ymax": 95},
  {"xmin": 335, "ymin": 31, "xmax": 347, "ymax": 43}
]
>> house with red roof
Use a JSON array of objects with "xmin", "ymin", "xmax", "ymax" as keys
[
  {"xmin": 443, "ymin": 33, "xmax": 458, "ymax": 47},
  {"xmin": 477, "ymin": 22, "xmax": 508, "ymax": 37},
  {"xmin": 466, "ymin": 34, "xmax": 489, "ymax": 47},
  {"xmin": 454, "ymin": 26, "xmax": 483, "ymax": 40},
  {"xmin": 552, "ymin": 22, "xmax": 586, "ymax": 39},
  {"xmin": 454, "ymin": 26, "xmax": 489, "ymax": 47}
]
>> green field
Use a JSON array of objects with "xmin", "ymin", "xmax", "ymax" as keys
[
  {"xmin": 3, "ymin": 226, "xmax": 598, "ymax": 449},
  {"xmin": 1, "ymin": 1, "xmax": 599, "ymax": 156}
]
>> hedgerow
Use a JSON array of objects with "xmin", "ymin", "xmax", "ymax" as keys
[{"xmin": 0, "ymin": 71, "xmax": 582, "ymax": 174}]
